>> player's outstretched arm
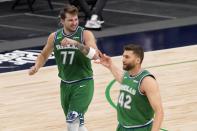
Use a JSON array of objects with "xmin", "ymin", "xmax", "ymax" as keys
[
  {"xmin": 28, "ymin": 33, "xmax": 55, "ymax": 75},
  {"xmin": 95, "ymin": 53, "xmax": 123, "ymax": 83}
]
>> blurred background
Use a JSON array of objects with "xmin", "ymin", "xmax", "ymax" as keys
[{"xmin": 1, "ymin": 0, "xmax": 197, "ymax": 72}]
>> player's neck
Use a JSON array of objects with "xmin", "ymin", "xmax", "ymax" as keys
[
  {"xmin": 129, "ymin": 66, "xmax": 142, "ymax": 77},
  {"xmin": 63, "ymin": 28, "xmax": 74, "ymax": 35}
]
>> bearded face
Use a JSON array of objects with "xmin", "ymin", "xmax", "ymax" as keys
[
  {"xmin": 123, "ymin": 61, "xmax": 135, "ymax": 71},
  {"xmin": 122, "ymin": 50, "xmax": 139, "ymax": 71}
]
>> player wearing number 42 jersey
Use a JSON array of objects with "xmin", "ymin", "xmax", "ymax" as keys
[
  {"xmin": 29, "ymin": 4, "xmax": 101, "ymax": 131},
  {"xmin": 96, "ymin": 44, "xmax": 164, "ymax": 131}
]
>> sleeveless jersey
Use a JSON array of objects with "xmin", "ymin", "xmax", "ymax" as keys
[
  {"xmin": 53, "ymin": 26, "xmax": 93, "ymax": 82},
  {"xmin": 117, "ymin": 70, "xmax": 154, "ymax": 128}
]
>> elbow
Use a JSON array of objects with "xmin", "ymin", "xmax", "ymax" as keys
[
  {"xmin": 156, "ymin": 107, "xmax": 164, "ymax": 121},
  {"xmin": 41, "ymin": 51, "xmax": 47, "ymax": 58},
  {"xmin": 161, "ymin": 109, "xmax": 164, "ymax": 120},
  {"xmin": 39, "ymin": 52, "xmax": 48, "ymax": 62}
]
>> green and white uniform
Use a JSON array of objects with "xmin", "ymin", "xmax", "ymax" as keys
[
  {"xmin": 117, "ymin": 70, "xmax": 154, "ymax": 131},
  {"xmin": 54, "ymin": 26, "xmax": 93, "ymax": 82},
  {"xmin": 53, "ymin": 26, "xmax": 94, "ymax": 119}
]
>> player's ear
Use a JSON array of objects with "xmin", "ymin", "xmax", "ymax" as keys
[
  {"xmin": 136, "ymin": 58, "xmax": 140, "ymax": 64},
  {"xmin": 60, "ymin": 18, "xmax": 64, "ymax": 25}
]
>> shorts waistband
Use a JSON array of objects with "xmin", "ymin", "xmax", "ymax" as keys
[
  {"xmin": 61, "ymin": 77, "xmax": 93, "ymax": 84},
  {"xmin": 119, "ymin": 119, "xmax": 153, "ymax": 129}
]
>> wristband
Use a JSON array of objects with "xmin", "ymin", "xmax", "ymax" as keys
[{"xmin": 86, "ymin": 47, "xmax": 96, "ymax": 59}]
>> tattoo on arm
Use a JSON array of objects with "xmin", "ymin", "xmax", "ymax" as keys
[{"xmin": 75, "ymin": 43, "xmax": 90, "ymax": 55}]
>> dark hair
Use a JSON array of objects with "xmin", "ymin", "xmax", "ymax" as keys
[
  {"xmin": 124, "ymin": 44, "xmax": 144, "ymax": 63},
  {"xmin": 59, "ymin": 4, "xmax": 78, "ymax": 19}
]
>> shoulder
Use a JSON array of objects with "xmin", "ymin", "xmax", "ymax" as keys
[
  {"xmin": 51, "ymin": 28, "xmax": 63, "ymax": 39},
  {"xmin": 83, "ymin": 30, "xmax": 95, "ymax": 37},
  {"xmin": 142, "ymin": 76, "xmax": 156, "ymax": 84},
  {"xmin": 140, "ymin": 75, "xmax": 158, "ymax": 95},
  {"xmin": 82, "ymin": 30, "xmax": 96, "ymax": 46},
  {"xmin": 49, "ymin": 32, "xmax": 56, "ymax": 37},
  {"xmin": 47, "ymin": 32, "xmax": 56, "ymax": 45},
  {"xmin": 48, "ymin": 32, "xmax": 56, "ymax": 41}
]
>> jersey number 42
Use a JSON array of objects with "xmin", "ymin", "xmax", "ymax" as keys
[{"xmin": 118, "ymin": 92, "xmax": 132, "ymax": 109}]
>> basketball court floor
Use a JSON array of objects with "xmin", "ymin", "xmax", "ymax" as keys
[{"xmin": 1, "ymin": 45, "xmax": 197, "ymax": 131}]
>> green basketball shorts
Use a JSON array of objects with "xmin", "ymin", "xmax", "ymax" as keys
[{"xmin": 60, "ymin": 79, "xmax": 94, "ymax": 116}]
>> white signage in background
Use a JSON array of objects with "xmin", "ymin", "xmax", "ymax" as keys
[{"xmin": 0, "ymin": 50, "xmax": 55, "ymax": 65}]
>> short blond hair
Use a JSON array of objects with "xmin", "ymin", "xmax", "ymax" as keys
[{"xmin": 59, "ymin": 4, "xmax": 78, "ymax": 19}]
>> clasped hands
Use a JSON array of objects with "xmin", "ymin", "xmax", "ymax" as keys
[{"xmin": 61, "ymin": 37, "xmax": 78, "ymax": 47}]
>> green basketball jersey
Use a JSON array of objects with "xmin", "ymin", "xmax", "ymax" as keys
[
  {"xmin": 117, "ymin": 70, "xmax": 154, "ymax": 128},
  {"xmin": 53, "ymin": 26, "xmax": 93, "ymax": 82}
]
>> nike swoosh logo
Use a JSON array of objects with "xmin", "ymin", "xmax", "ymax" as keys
[
  {"xmin": 79, "ymin": 85, "xmax": 85, "ymax": 88},
  {"xmin": 57, "ymin": 36, "xmax": 61, "ymax": 39}
]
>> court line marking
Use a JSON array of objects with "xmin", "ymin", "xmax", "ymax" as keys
[
  {"xmin": 0, "ymin": 0, "xmax": 12, "ymax": 2},
  {"xmin": 1, "ymin": 81, "xmax": 49, "ymax": 89},
  {"xmin": 0, "ymin": 66, "xmax": 18, "ymax": 69},
  {"xmin": 146, "ymin": 59, "xmax": 197, "ymax": 69},
  {"xmin": 0, "ymin": 40, "xmax": 8, "ymax": 42},
  {"xmin": 103, "ymin": 8, "xmax": 176, "ymax": 19},
  {"xmin": 106, "ymin": 0, "xmax": 131, "ymax": 4},
  {"xmin": 131, "ymin": 0, "xmax": 197, "ymax": 10},
  {"xmin": 51, "ymin": 2, "xmax": 67, "ymax": 6},
  {"xmin": 0, "ymin": 13, "xmax": 24, "ymax": 18},
  {"xmin": 26, "ymin": 7, "xmax": 62, "ymax": 13},
  {"xmin": 24, "ymin": 13, "xmax": 58, "ymax": 19},
  {"xmin": 0, "ymin": 24, "xmax": 50, "ymax": 32}
]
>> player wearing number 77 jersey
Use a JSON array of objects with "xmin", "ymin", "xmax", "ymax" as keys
[
  {"xmin": 96, "ymin": 44, "xmax": 164, "ymax": 131},
  {"xmin": 28, "ymin": 4, "xmax": 101, "ymax": 131}
]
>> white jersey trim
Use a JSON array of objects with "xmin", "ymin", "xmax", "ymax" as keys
[{"xmin": 121, "ymin": 118, "xmax": 153, "ymax": 128}]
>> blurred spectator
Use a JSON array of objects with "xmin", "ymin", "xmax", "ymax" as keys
[{"xmin": 70, "ymin": 0, "xmax": 107, "ymax": 30}]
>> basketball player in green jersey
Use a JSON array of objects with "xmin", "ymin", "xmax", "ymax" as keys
[
  {"xmin": 29, "ymin": 4, "xmax": 101, "ymax": 131},
  {"xmin": 96, "ymin": 44, "xmax": 164, "ymax": 131}
]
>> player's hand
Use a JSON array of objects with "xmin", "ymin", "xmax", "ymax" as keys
[
  {"xmin": 97, "ymin": 49, "xmax": 103, "ymax": 58},
  {"xmin": 28, "ymin": 66, "xmax": 38, "ymax": 75},
  {"xmin": 94, "ymin": 53, "xmax": 112, "ymax": 69},
  {"xmin": 61, "ymin": 37, "xmax": 77, "ymax": 46},
  {"xmin": 92, "ymin": 49, "xmax": 102, "ymax": 60}
]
